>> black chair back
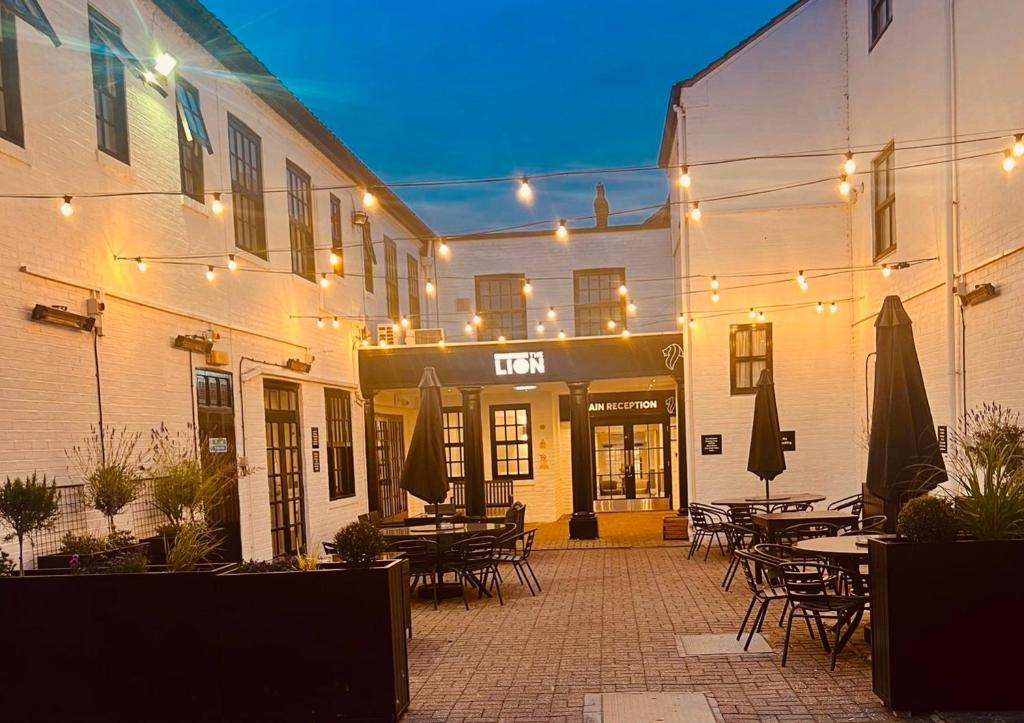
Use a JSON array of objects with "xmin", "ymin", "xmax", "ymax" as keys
[
  {"xmin": 688, "ymin": 503, "xmax": 724, "ymax": 530},
  {"xmin": 727, "ymin": 505, "xmax": 754, "ymax": 527}
]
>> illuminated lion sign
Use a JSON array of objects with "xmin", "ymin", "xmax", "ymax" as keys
[{"xmin": 662, "ymin": 343, "xmax": 683, "ymax": 372}]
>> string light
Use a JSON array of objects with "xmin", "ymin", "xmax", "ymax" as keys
[
  {"xmin": 817, "ymin": 301, "xmax": 824, "ymax": 313},
  {"xmin": 464, "ymin": 322, "xmax": 473, "ymax": 335},
  {"xmin": 1003, "ymin": 149, "xmax": 1016, "ymax": 173},
  {"xmin": 536, "ymin": 321, "xmax": 545, "ymax": 334},
  {"xmin": 547, "ymin": 307, "xmax": 557, "ymax": 321},
  {"xmin": 618, "ymin": 284, "xmax": 628, "ymax": 297},
  {"xmin": 676, "ymin": 313, "xmax": 686, "ymax": 326},
  {"xmin": 881, "ymin": 264, "xmax": 893, "ymax": 278},
  {"xmin": 400, "ymin": 315, "xmax": 410, "ymax": 329},
  {"xmin": 332, "ymin": 317, "xmax": 340, "ymax": 329},
  {"xmin": 556, "ymin": 218, "xmax": 568, "ymax": 242},
  {"xmin": 227, "ymin": 254, "xmax": 238, "ymax": 271},
  {"xmin": 1014, "ymin": 134, "xmax": 1024, "ymax": 158},
  {"xmin": 797, "ymin": 270, "xmax": 808, "ymax": 291},
  {"xmin": 711, "ymin": 291, "xmax": 720, "ymax": 303},
  {"xmin": 319, "ymin": 274, "xmax": 329, "ymax": 289},
  {"xmin": 678, "ymin": 166, "xmax": 691, "ymax": 188},
  {"xmin": 829, "ymin": 301, "xmax": 838, "ymax": 313},
  {"xmin": 621, "ymin": 328, "xmax": 631, "ymax": 338},
  {"xmin": 689, "ymin": 202, "xmax": 702, "ymax": 221},
  {"xmin": 516, "ymin": 176, "xmax": 533, "ymax": 204},
  {"xmin": 838, "ymin": 174, "xmax": 851, "ymax": 196},
  {"xmin": 210, "ymin": 193, "xmax": 224, "ymax": 216},
  {"xmin": 627, "ymin": 300, "xmax": 637, "ymax": 314},
  {"xmin": 472, "ymin": 313, "xmax": 482, "ymax": 327},
  {"xmin": 498, "ymin": 335, "xmax": 507, "ymax": 343},
  {"xmin": 558, "ymin": 329, "xmax": 567, "ymax": 339},
  {"xmin": 391, "ymin": 321, "xmax": 400, "ymax": 334},
  {"xmin": 205, "ymin": 266, "xmax": 215, "ymax": 282},
  {"xmin": 438, "ymin": 339, "xmax": 446, "ymax": 348},
  {"xmin": 606, "ymin": 319, "xmax": 616, "ymax": 331},
  {"xmin": 360, "ymin": 338, "xmax": 370, "ymax": 347},
  {"xmin": 329, "ymin": 249, "xmax": 340, "ymax": 268},
  {"xmin": 437, "ymin": 240, "xmax": 451, "ymax": 259},
  {"xmin": 749, "ymin": 308, "xmax": 756, "ymax": 319},
  {"xmin": 425, "ymin": 280, "xmax": 435, "ymax": 296},
  {"xmin": 362, "ymin": 190, "xmax": 377, "ymax": 209},
  {"xmin": 522, "ymin": 279, "xmax": 533, "ymax": 296},
  {"xmin": 757, "ymin": 310, "xmax": 766, "ymax": 322},
  {"xmin": 710, "ymin": 275, "xmax": 719, "ymax": 290},
  {"xmin": 60, "ymin": 196, "xmax": 73, "ymax": 218},
  {"xmin": 135, "ymin": 258, "xmax": 147, "ymax": 272},
  {"xmin": 843, "ymin": 151, "xmax": 856, "ymax": 175},
  {"xmin": 316, "ymin": 317, "xmax": 325, "ymax": 329},
  {"xmin": 688, "ymin": 318, "xmax": 697, "ymax": 329},
  {"xmin": 379, "ymin": 339, "xmax": 389, "ymax": 347}
]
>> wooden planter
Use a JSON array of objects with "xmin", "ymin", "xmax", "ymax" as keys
[
  {"xmin": 0, "ymin": 559, "xmax": 410, "ymax": 722},
  {"xmin": 869, "ymin": 537, "xmax": 1024, "ymax": 714}
]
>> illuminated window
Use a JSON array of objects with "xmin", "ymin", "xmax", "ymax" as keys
[
  {"xmin": 442, "ymin": 407, "xmax": 465, "ymax": 481},
  {"xmin": 490, "ymin": 404, "xmax": 532, "ymax": 480},
  {"xmin": 474, "ymin": 274, "xmax": 527, "ymax": 341},
  {"xmin": 573, "ymin": 268, "xmax": 626, "ymax": 337},
  {"xmin": 730, "ymin": 324, "xmax": 772, "ymax": 395}
]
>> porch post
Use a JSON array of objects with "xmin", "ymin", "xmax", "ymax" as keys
[
  {"xmin": 460, "ymin": 386, "xmax": 486, "ymax": 517},
  {"xmin": 674, "ymin": 376, "xmax": 689, "ymax": 513},
  {"xmin": 568, "ymin": 381, "xmax": 598, "ymax": 539},
  {"xmin": 363, "ymin": 390, "xmax": 380, "ymax": 514}
]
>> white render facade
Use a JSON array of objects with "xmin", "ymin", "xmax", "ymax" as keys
[
  {"xmin": 661, "ymin": 0, "xmax": 1024, "ymax": 509},
  {"xmin": 0, "ymin": 0, "xmax": 430, "ymax": 561}
]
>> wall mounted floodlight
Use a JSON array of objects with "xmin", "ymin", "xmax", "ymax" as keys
[
  {"xmin": 173, "ymin": 334, "xmax": 214, "ymax": 354},
  {"xmin": 351, "ymin": 211, "xmax": 369, "ymax": 226},
  {"xmin": 30, "ymin": 304, "xmax": 95, "ymax": 331}
]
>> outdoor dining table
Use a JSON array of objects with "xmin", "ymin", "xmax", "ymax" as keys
[
  {"xmin": 751, "ymin": 510, "xmax": 858, "ymax": 543},
  {"xmin": 794, "ymin": 534, "xmax": 877, "ymax": 595},
  {"xmin": 710, "ymin": 492, "xmax": 826, "ymax": 511}
]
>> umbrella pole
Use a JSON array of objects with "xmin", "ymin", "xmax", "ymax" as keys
[{"xmin": 764, "ymin": 479, "xmax": 770, "ymax": 500}]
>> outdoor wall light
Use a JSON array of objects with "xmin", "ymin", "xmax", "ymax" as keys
[
  {"xmin": 211, "ymin": 193, "xmax": 224, "ymax": 215},
  {"xmin": 154, "ymin": 52, "xmax": 178, "ymax": 77},
  {"xmin": 514, "ymin": 385, "xmax": 537, "ymax": 392},
  {"xmin": 959, "ymin": 282, "xmax": 998, "ymax": 307},
  {"xmin": 30, "ymin": 304, "xmax": 95, "ymax": 332},
  {"xmin": 437, "ymin": 240, "xmax": 450, "ymax": 258},
  {"xmin": 285, "ymin": 358, "xmax": 313, "ymax": 373},
  {"xmin": 351, "ymin": 211, "xmax": 369, "ymax": 226}
]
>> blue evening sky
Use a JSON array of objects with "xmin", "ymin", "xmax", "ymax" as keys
[{"xmin": 201, "ymin": 0, "xmax": 794, "ymax": 234}]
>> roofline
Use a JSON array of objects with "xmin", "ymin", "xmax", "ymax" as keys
[
  {"xmin": 448, "ymin": 213, "xmax": 670, "ymax": 243},
  {"xmin": 153, "ymin": 0, "xmax": 435, "ymax": 245},
  {"xmin": 656, "ymin": 0, "xmax": 811, "ymax": 167}
]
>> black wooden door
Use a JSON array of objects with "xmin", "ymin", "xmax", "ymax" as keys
[
  {"xmin": 264, "ymin": 381, "xmax": 306, "ymax": 556},
  {"xmin": 375, "ymin": 414, "xmax": 407, "ymax": 519},
  {"xmin": 195, "ymin": 369, "xmax": 241, "ymax": 561}
]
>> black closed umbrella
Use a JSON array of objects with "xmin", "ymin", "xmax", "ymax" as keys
[
  {"xmin": 864, "ymin": 296, "xmax": 946, "ymax": 527},
  {"xmin": 399, "ymin": 367, "xmax": 450, "ymax": 521},
  {"xmin": 748, "ymin": 368, "xmax": 786, "ymax": 499}
]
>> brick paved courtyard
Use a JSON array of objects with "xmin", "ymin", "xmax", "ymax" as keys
[{"xmin": 405, "ymin": 519, "xmax": 908, "ymax": 723}]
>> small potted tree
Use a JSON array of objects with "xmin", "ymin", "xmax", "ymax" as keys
[
  {"xmin": 67, "ymin": 426, "xmax": 144, "ymax": 536},
  {"xmin": 0, "ymin": 473, "xmax": 60, "ymax": 575},
  {"xmin": 332, "ymin": 519, "xmax": 387, "ymax": 566}
]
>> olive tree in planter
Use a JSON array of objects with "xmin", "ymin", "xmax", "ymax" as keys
[
  {"xmin": 870, "ymin": 403, "xmax": 1024, "ymax": 714},
  {"xmin": 67, "ymin": 426, "xmax": 144, "ymax": 535},
  {"xmin": 333, "ymin": 519, "xmax": 387, "ymax": 565},
  {"xmin": 0, "ymin": 473, "xmax": 60, "ymax": 575}
]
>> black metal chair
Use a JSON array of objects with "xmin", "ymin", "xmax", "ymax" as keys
[
  {"xmin": 778, "ymin": 562, "xmax": 868, "ymax": 670},
  {"xmin": 687, "ymin": 503, "xmax": 729, "ymax": 560},
  {"xmin": 734, "ymin": 549, "xmax": 788, "ymax": 650},
  {"xmin": 386, "ymin": 538, "xmax": 441, "ymax": 609},
  {"xmin": 721, "ymin": 521, "xmax": 756, "ymax": 590},
  {"xmin": 496, "ymin": 528, "xmax": 540, "ymax": 595},
  {"xmin": 778, "ymin": 521, "xmax": 842, "ymax": 544},
  {"xmin": 857, "ymin": 514, "xmax": 887, "ymax": 533},
  {"xmin": 446, "ymin": 535, "xmax": 503, "ymax": 609},
  {"xmin": 828, "ymin": 493, "xmax": 864, "ymax": 517},
  {"xmin": 778, "ymin": 501, "xmax": 814, "ymax": 512}
]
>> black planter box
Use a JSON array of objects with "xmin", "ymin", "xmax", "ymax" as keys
[
  {"xmin": 869, "ymin": 537, "xmax": 1024, "ymax": 713},
  {"xmin": 36, "ymin": 542, "xmax": 149, "ymax": 570},
  {"xmin": 0, "ymin": 559, "xmax": 410, "ymax": 722}
]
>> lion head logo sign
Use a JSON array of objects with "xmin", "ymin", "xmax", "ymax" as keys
[
  {"xmin": 664, "ymin": 395, "xmax": 677, "ymax": 416},
  {"xmin": 662, "ymin": 343, "xmax": 683, "ymax": 371}
]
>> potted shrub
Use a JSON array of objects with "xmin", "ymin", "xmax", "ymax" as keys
[
  {"xmin": 0, "ymin": 550, "xmax": 14, "ymax": 576},
  {"xmin": 0, "ymin": 473, "xmax": 60, "ymax": 575},
  {"xmin": 67, "ymin": 426, "xmax": 144, "ymax": 535},
  {"xmin": 333, "ymin": 519, "xmax": 387, "ymax": 565},
  {"xmin": 36, "ymin": 529, "xmax": 148, "ymax": 571},
  {"xmin": 870, "ymin": 403, "xmax": 1024, "ymax": 714}
]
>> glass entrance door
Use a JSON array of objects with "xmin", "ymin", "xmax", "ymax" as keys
[{"xmin": 593, "ymin": 422, "xmax": 668, "ymax": 500}]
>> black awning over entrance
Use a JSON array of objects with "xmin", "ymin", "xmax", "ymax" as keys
[{"xmin": 357, "ymin": 332, "xmax": 684, "ymax": 392}]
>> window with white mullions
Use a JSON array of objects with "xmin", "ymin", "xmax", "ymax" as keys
[
  {"xmin": 407, "ymin": 255, "xmax": 421, "ymax": 329},
  {"xmin": 490, "ymin": 404, "xmax": 532, "ymax": 480},
  {"xmin": 442, "ymin": 407, "xmax": 465, "ymax": 481},
  {"xmin": 731, "ymin": 323, "xmax": 772, "ymax": 395},
  {"xmin": 228, "ymin": 114, "xmax": 266, "ymax": 258},
  {"xmin": 573, "ymin": 268, "xmax": 626, "ymax": 337},
  {"xmin": 474, "ymin": 274, "xmax": 527, "ymax": 341}
]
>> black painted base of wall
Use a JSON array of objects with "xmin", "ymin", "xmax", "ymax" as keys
[{"xmin": 569, "ymin": 512, "xmax": 599, "ymax": 539}]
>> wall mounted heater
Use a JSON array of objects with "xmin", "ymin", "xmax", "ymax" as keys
[
  {"xmin": 285, "ymin": 358, "xmax": 313, "ymax": 373},
  {"xmin": 30, "ymin": 304, "xmax": 95, "ymax": 331},
  {"xmin": 173, "ymin": 334, "xmax": 214, "ymax": 354}
]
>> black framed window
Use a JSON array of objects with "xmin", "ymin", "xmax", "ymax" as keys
[
  {"xmin": 384, "ymin": 237, "xmax": 399, "ymax": 321},
  {"xmin": 869, "ymin": 0, "xmax": 892, "ymax": 49},
  {"xmin": 176, "ymin": 78, "xmax": 204, "ymax": 202},
  {"xmin": 490, "ymin": 404, "xmax": 532, "ymax": 480},
  {"xmin": 286, "ymin": 161, "xmax": 315, "ymax": 282},
  {"xmin": 442, "ymin": 407, "xmax": 465, "ymax": 481},
  {"xmin": 325, "ymin": 389, "xmax": 355, "ymax": 500},
  {"xmin": 362, "ymin": 222, "xmax": 375, "ymax": 294},
  {"xmin": 872, "ymin": 141, "xmax": 895, "ymax": 259},
  {"xmin": 573, "ymin": 268, "xmax": 626, "ymax": 337},
  {"xmin": 407, "ymin": 255, "xmax": 421, "ymax": 329},
  {"xmin": 730, "ymin": 324, "xmax": 772, "ymax": 395},
  {"xmin": 228, "ymin": 115, "xmax": 266, "ymax": 258},
  {"xmin": 475, "ymin": 274, "xmax": 527, "ymax": 341},
  {"xmin": 329, "ymin": 194, "xmax": 344, "ymax": 276},
  {"xmin": 89, "ymin": 8, "xmax": 129, "ymax": 163},
  {"xmin": 0, "ymin": 9, "xmax": 23, "ymax": 147}
]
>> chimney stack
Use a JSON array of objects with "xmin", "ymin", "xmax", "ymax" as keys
[{"xmin": 594, "ymin": 183, "xmax": 609, "ymax": 228}]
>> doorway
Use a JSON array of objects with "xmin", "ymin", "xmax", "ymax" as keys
[
  {"xmin": 264, "ymin": 381, "xmax": 306, "ymax": 556},
  {"xmin": 593, "ymin": 421, "xmax": 670, "ymax": 500},
  {"xmin": 375, "ymin": 414, "xmax": 408, "ymax": 519},
  {"xmin": 195, "ymin": 370, "xmax": 241, "ymax": 561}
]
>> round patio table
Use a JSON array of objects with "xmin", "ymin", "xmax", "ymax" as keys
[
  {"xmin": 710, "ymin": 492, "xmax": 826, "ymax": 510},
  {"xmin": 794, "ymin": 534, "xmax": 878, "ymax": 595}
]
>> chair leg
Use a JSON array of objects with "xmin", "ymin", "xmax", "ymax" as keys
[
  {"xmin": 745, "ymin": 599, "xmax": 768, "ymax": 650},
  {"xmin": 812, "ymin": 613, "xmax": 831, "ymax": 653},
  {"xmin": 781, "ymin": 608, "xmax": 796, "ymax": 667},
  {"xmin": 460, "ymin": 572, "xmax": 470, "ymax": 611},
  {"xmin": 778, "ymin": 599, "xmax": 789, "ymax": 627},
  {"xmin": 703, "ymin": 532, "xmax": 715, "ymax": 561},
  {"xmin": 687, "ymin": 530, "xmax": 703, "ymax": 559},
  {"xmin": 516, "ymin": 561, "xmax": 536, "ymax": 595},
  {"xmin": 737, "ymin": 594, "xmax": 757, "ymax": 640},
  {"xmin": 524, "ymin": 559, "xmax": 541, "ymax": 592},
  {"xmin": 431, "ymin": 570, "xmax": 439, "ymax": 611},
  {"xmin": 493, "ymin": 570, "xmax": 504, "ymax": 606}
]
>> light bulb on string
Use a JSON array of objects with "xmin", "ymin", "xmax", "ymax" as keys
[
  {"xmin": 797, "ymin": 270, "xmax": 808, "ymax": 291},
  {"xmin": 211, "ymin": 193, "xmax": 224, "ymax": 215},
  {"xmin": 839, "ymin": 174, "xmax": 851, "ymax": 196},
  {"xmin": 689, "ymin": 202, "xmax": 702, "ymax": 221},
  {"xmin": 816, "ymin": 301, "xmax": 824, "ymax": 314},
  {"xmin": 205, "ymin": 266, "xmax": 215, "ymax": 282},
  {"xmin": 757, "ymin": 310, "xmax": 766, "ymax": 322},
  {"xmin": 437, "ymin": 240, "xmax": 450, "ymax": 259},
  {"xmin": 400, "ymin": 315, "xmax": 410, "ymax": 329},
  {"xmin": 522, "ymin": 279, "xmax": 532, "ymax": 296},
  {"xmin": 749, "ymin": 308, "xmax": 756, "ymax": 319},
  {"xmin": 227, "ymin": 254, "xmax": 238, "ymax": 271},
  {"xmin": 360, "ymin": 338, "xmax": 370, "ymax": 347},
  {"xmin": 136, "ymin": 258, "xmax": 147, "ymax": 272},
  {"xmin": 621, "ymin": 329, "xmax": 631, "ymax": 338},
  {"xmin": 710, "ymin": 275, "xmax": 719, "ymax": 291},
  {"xmin": 676, "ymin": 313, "xmax": 686, "ymax": 327},
  {"xmin": 830, "ymin": 301, "xmax": 838, "ymax": 314},
  {"xmin": 711, "ymin": 291, "xmax": 720, "ymax": 304},
  {"xmin": 319, "ymin": 274, "xmax": 329, "ymax": 289},
  {"xmin": 331, "ymin": 317, "xmax": 340, "ymax": 329},
  {"xmin": 472, "ymin": 313, "xmax": 482, "ymax": 327},
  {"xmin": 389, "ymin": 321, "xmax": 399, "ymax": 334},
  {"xmin": 536, "ymin": 321, "xmax": 545, "ymax": 334},
  {"xmin": 1003, "ymin": 149, "xmax": 1016, "ymax": 173},
  {"xmin": 558, "ymin": 329, "xmax": 567, "ymax": 340},
  {"xmin": 1014, "ymin": 134, "xmax": 1024, "ymax": 158},
  {"xmin": 606, "ymin": 319, "xmax": 616, "ymax": 331},
  {"xmin": 464, "ymin": 322, "xmax": 474, "ymax": 335},
  {"xmin": 425, "ymin": 280, "xmax": 435, "ymax": 296},
  {"xmin": 316, "ymin": 317, "xmax": 325, "ymax": 329},
  {"xmin": 843, "ymin": 151, "xmax": 856, "ymax": 175},
  {"xmin": 618, "ymin": 284, "xmax": 628, "ymax": 297},
  {"xmin": 687, "ymin": 318, "xmax": 697, "ymax": 329},
  {"xmin": 60, "ymin": 196, "xmax": 74, "ymax": 218},
  {"xmin": 555, "ymin": 219, "xmax": 568, "ymax": 242},
  {"xmin": 329, "ymin": 249, "xmax": 340, "ymax": 268},
  {"xmin": 881, "ymin": 264, "xmax": 892, "ymax": 278},
  {"xmin": 678, "ymin": 166, "xmax": 691, "ymax": 188},
  {"xmin": 362, "ymin": 190, "xmax": 377, "ymax": 209},
  {"xmin": 547, "ymin": 307, "xmax": 557, "ymax": 321},
  {"xmin": 498, "ymin": 335, "xmax": 507, "ymax": 343},
  {"xmin": 516, "ymin": 176, "xmax": 533, "ymax": 204},
  {"xmin": 627, "ymin": 300, "xmax": 637, "ymax": 314}
]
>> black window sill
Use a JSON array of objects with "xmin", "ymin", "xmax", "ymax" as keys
[{"xmin": 329, "ymin": 492, "xmax": 357, "ymax": 502}]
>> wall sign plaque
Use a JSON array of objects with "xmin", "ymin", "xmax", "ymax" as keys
[{"xmin": 701, "ymin": 434, "xmax": 722, "ymax": 455}]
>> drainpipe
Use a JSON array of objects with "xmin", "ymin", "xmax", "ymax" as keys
[
  {"xmin": 944, "ymin": 0, "xmax": 960, "ymax": 429},
  {"xmin": 674, "ymin": 100, "xmax": 697, "ymax": 507}
]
